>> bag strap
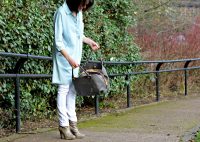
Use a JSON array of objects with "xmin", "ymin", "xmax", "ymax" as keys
[
  {"xmin": 79, "ymin": 66, "xmax": 90, "ymax": 76},
  {"xmin": 72, "ymin": 68, "xmax": 75, "ymax": 79}
]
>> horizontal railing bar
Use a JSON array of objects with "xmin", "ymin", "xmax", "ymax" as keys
[
  {"xmin": 109, "ymin": 66, "xmax": 200, "ymax": 77},
  {"xmin": 0, "ymin": 52, "xmax": 52, "ymax": 60},
  {"xmin": 2, "ymin": 52, "xmax": 200, "ymax": 65},
  {"xmin": 0, "ymin": 74, "xmax": 51, "ymax": 78},
  {"xmin": 1, "ymin": 66, "xmax": 200, "ymax": 79},
  {"xmin": 131, "ymin": 66, "xmax": 200, "ymax": 75},
  {"xmin": 84, "ymin": 59, "xmax": 200, "ymax": 65}
]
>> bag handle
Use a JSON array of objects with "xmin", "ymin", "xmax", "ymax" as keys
[{"xmin": 72, "ymin": 65, "xmax": 90, "ymax": 79}]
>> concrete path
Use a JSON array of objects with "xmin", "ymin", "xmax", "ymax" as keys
[{"xmin": 2, "ymin": 95, "xmax": 200, "ymax": 142}]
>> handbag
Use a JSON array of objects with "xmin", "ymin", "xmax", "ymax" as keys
[{"xmin": 72, "ymin": 62, "xmax": 109, "ymax": 96}]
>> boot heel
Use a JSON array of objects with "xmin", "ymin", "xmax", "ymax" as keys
[
  {"xmin": 69, "ymin": 120, "xmax": 85, "ymax": 139},
  {"xmin": 58, "ymin": 126, "xmax": 75, "ymax": 140}
]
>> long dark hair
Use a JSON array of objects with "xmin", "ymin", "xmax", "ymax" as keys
[{"xmin": 66, "ymin": 0, "xmax": 94, "ymax": 13}]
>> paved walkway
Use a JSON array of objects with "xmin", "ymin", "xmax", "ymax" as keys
[{"xmin": 1, "ymin": 95, "xmax": 200, "ymax": 142}]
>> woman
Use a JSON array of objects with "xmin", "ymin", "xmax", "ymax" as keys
[{"xmin": 52, "ymin": 0, "xmax": 99, "ymax": 140}]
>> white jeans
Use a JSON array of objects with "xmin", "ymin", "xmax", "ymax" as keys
[{"xmin": 57, "ymin": 83, "xmax": 77, "ymax": 127}]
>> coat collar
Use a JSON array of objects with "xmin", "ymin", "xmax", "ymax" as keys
[{"xmin": 62, "ymin": 2, "xmax": 72, "ymax": 15}]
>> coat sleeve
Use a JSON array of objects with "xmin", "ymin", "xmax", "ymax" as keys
[{"xmin": 54, "ymin": 11, "xmax": 65, "ymax": 52}]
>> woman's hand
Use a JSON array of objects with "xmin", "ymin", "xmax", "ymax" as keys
[
  {"xmin": 60, "ymin": 49, "xmax": 79, "ymax": 68},
  {"xmin": 83, "ymin": 37, "xmax": 100, "ymax": 51},
  {"xmin": 68, "ymin": 57, "xmax": 79, "ymax": 68},
  {"xmin": 89, "ymin": 40, "xmax": 100, "ymax": 51}
]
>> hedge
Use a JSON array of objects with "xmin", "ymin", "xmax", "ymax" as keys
[{"xmin": 0, "ymin": 0, "xmax": 140, "ymax": 127}]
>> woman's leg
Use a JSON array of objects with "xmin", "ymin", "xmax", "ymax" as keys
[
  {"xmin": 66, "ymin": 83, "xmax": 77, "ymax": 122},
  {"xmin": 67, "ymin": 83, "xmax": 85, "ymax": 139},
  {"xmin": 57, "ymin": 84, "xmax": 75, "ymax": 140},
  {"xmin": 57, "ymin": 84, "xmax": 70, "ymax": 126}
]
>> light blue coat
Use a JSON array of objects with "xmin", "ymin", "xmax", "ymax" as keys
[{"xmin": 52, "ymin": 2, "xmax": 84, "ymax": 85}]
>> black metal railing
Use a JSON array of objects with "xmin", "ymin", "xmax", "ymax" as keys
[{"xmin": 1, "ymin": 52, "xmax": 200, "ymax": 133}]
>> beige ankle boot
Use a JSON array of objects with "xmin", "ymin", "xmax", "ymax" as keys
[
  {"xmin": 59, "ymin": 126, "xmax": 76, "ymax": 140},
  {"xmin": 69, "ymin": 120, "xmax": 85, "ymax": 139}
]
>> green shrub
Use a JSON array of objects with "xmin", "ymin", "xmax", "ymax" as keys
[{"xmin": 195, "ymin": 131, "xmax": 200, "ymax": 142}]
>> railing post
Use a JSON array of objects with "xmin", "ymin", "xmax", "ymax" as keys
[
  {"xmin": 184, "ymin": 61, "xmax": 191, "ymax": 96},
  {"xmin": 13, "ymin": 58, "xmax": 28, "ymax": 133},
  {"xmin": 15, "ymin": 75, "xmax": 20, "ymax": 133},
  {"xmin": 125, "ymin": 75, "xmax": 131, "ymax": 108},
  {"xmin": 155, "ymin": 63, "xmax": 163, "ymax": 102},
  {"xmin": 95, "ymin": 94, "xmax": 99, "ymax": 115}
]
